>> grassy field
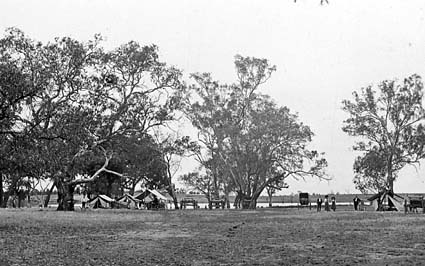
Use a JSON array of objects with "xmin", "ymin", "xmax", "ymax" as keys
[{"xmin": 1, "ymin": 208, "xmax": 425, "ymax": 265}]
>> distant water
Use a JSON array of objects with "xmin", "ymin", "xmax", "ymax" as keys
[
  {"xmin": 183, "ymin": 202, "xmax": 364, "ymax": 210},
  {"xmin": 51, "ymin": 201, "xmax": 367, "ymax": 209}
]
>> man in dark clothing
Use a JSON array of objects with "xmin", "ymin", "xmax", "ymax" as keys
[
  {"xmin": 353, "ymin": 196, "xmax": 360, "ymax": 211},
  {"xmin": 317, "ymin": 197, "xmax": 323, "ymax": 212}
]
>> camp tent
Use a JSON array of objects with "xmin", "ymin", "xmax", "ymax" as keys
[
  {"xmin": 134, "ymin": 190, "xmax": 149, "ymax": 202},
  {"xmin": 117, "ymin": 194, "xmax": 142, "ymax": 209},
  {"xmin": 135, "ymin": 189, "xmax": 170, "ymax": 202},
  {"xmin": 87, "ymin": 194, "xmax": 115, "ymax": 209},
  {"xmin": 368, "ymin": 191, "xmax": 404, "ymax": 211},
  {"xmin": 134, "ymin": 189, "xmax": 172, "ymax": 209},
  {"xmin": 149, "ymin": 189, "xmax": 169, "ymax": 201}
]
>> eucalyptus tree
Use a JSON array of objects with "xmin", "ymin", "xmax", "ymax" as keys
[
  {"xmin": 101, "ymin": 132, "xmax": 168, "ymax": 196},
  {"xmin": 57, "ymin": 41, "xmax": 184, "ymax": 210},
  {"xmin": 184, "ymin": 55, "xmax": 327, "ymax": 208},
  {"xmin": 53, "ymin": 40, "xmax": 183, "ymax": 210},
  {"xmin": 183, "ymin": 72, "xmax": 234, "ymax": 206},
  {"xmin": 155, "ymin": 135, "xmax": 192, "ymax": 209},
  {"xmin": 0, "ymin": 28, "xmax": 184, "ymax": 210},
  {"xmin": 342, "ymin": 74, "xmax": 425, "ymax": 195},
  {"xmin": 223, "ymin": 95, "xmax": 327, "ymax": 208},
  {"xmin": 0, "ymin": 28, "xmax": 65, "ymax": 207}
]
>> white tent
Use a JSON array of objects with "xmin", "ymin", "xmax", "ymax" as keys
[
  {"xmin": 368, "ymin": 192, "xmax": 404, "ymax": 211},
  {"xmin": 117, "ymin": 194, "xmax": 141, "ymax": 209},
  {"xmin": 134, "ymin": 188, "xmax": 173, "ymax": 209},
  {"xmin": 149, "ymin": 189, "xmax": 168, "ymax": 201},
  {"xmin": 87, "ymin": 194, "xmax": 115, "ymax": 209},
  {"xmin": 134, "ymin": 189, "xmax": 170, "ymax": 202}
]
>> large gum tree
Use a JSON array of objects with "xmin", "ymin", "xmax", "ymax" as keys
[
  {"xmin": 342, "ymin": 74, "xmax": 425, "ymax": 195},
  {"xmin": 184, "ymin": 56, "xmax": 327, "ymax": 209},
  {"xmin": 0, "ymin": 28, "xmax": 184, "ymax": 210}
]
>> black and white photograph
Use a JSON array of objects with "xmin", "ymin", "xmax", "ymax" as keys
[{"xmin": 1, "ymin": 0, "xmax": 425, "ymax": 265}]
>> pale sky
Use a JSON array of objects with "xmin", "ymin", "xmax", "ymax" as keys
[{"xmin": 2, "ymin": 0, "xmax": 425, "ymax": 194}]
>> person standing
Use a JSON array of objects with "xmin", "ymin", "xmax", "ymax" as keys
[
  {"xmin": 316, "ymin": 197, "xmax": 323, "ymax": 212},
  {"xmin": 404, "ymin": 198, "xmax": 409, "ymax": 214},
  {"xmin": 81, "ymin": 192, "xmax": 88, "ymax": 210},
  {"xmin": 331, "ymin": 196, "xmax": 336, "ymax": 211},
  {"xmin": 324, "ymin": 195, "xmax": 330, "ymax": 211},
  {"xmin": 353, "ymin": 196, "xmax": 360, "ymax": 211}
]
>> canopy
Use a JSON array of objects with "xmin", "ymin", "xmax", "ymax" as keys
[
  {"xmin": 117, "ymin": 194, "xmax": 141, "ymax": 209},
  {"xmin": 134, "ymin": 189, "xmax": 170, "ymax": 202},
  {"xmin": 87, "ymin": 194, "xmax": 115, "ymax": 209},
  {"xmin": 368, "ymin": 191, "xmax": 404, "ymax": 211},
  {"xmin": 148, "ymin": 189, "xmax": 168, "ymax": 201}
]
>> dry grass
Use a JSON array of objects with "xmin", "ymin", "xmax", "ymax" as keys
[{"xmin": 1, "ymin": 208, "xmax": 425, "ymax": 265}]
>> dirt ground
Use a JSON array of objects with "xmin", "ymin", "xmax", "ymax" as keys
[{"xmin": 1, "ymin": 208, "xmax": 425, "ymax": 266}]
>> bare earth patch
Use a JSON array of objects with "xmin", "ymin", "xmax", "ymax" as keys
[{"xmin": 1, "ymin": 208, "xmax": 425, "ymax": 265}]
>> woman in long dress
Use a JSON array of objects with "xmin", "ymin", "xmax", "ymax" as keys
[
  {"xmin": 331, "ymin": 196, "xmax": 336, "ymax": 211},
  {"xmin": 324, "ymin": 195, "xmax": 330, "ymax": 211}
]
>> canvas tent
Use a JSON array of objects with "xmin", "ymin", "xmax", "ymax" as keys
[
  {"xmin": 117, "ymin": 194, "xmax": 142, "ymax": 209},
  {"xmin": 134, "ymin": 189, "xmax": 172, "ymax": 209},
  {"xmin": 135, "ymin": 189, "xmax": 170, "ymax": 202},
  {"xmin": 87, "ymin": 194, "xmax": 115, "ymax": 209},
  {"xmin": 368, "ymin": 191, "xmax": 404, "ymax": 211}
]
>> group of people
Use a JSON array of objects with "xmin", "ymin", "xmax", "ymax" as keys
[
  {"xmin": 316, "ymin": 195, "xmax": 336, "ymax": 212},
  {"xmin": 353, "ymin": 195, "xmax": 363, "ymax": 211},
  {"xmin": 315, "ymin": 195, "xmax": 364, "ymax": 212}
]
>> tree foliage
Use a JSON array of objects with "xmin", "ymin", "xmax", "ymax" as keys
[
  {"xmin": 342, "ymin": 74, "xmax": 425, "ymax": 193},
  {"xmin": 183, "ymin": 55, "xmax": 327, "ymax": 208},
  {"xmin": 0, "ymin": 28, "xmax": 183, "ymax": 210},
  {"xmin": 1, "ymin": 28, "xmax": 328, "ymax": 211}
]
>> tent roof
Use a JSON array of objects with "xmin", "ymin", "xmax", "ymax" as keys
[
  {"xmin": 134, "ymin": 190, "xmax": 150, "ymax": 200},
  {"xmin": 117, "ymin": 194, "xmax": 141, "ymax": 202},
  {"xmin": 147, "ymin": 189, "xmax": 168, "ymax": 201},
  {"xmin": 368, "ymin": 191, "xmax": 405, "ymax": 211},
  {"xmin": 367, "ymin": 191, "xmax": 404, "ymax": 201},
  {"xmin": 89, "ymin": 194, "xmax": 115, "ymax": 202},
  {"xmin": 133, "ymin": 189, "xmax": 170, "ymax": 201}
]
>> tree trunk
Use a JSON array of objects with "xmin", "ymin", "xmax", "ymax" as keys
[
  {"xmin": 233, "ymin": 191, "xmax": 242, "ymax": 209},
  {"xmin": 224, "ymin": 189, "xmax": 231, "ymax": 209},
  {"xmin": 165, "ymin": 165, "xmax": 179, "ymax": 209},
  {"xmin": 388, "ymin": 176, "xmax": 394, "ymax": 195},
  {"xmin": 0, "ymin": 174, "xmax": 3, "ymax": 207},
  {"xmin": 43, "ymin": 182, "xmax": 56, "ymax": 208},
  {"xmin": 207, "ymin": 197, "xmax": 213, "ymax": 210},
  {"xmin": 387, "ymin": 154, "xmax": 394, "ymax": 194},
  {"xmin": 248, "ymin": 197, "xmax": 258, "ymax": 209},
  {"xmin": 1, "ymin": 191, "xmax": 9, "ymax": 208},
  {"xmin": 167, "ymin": 184, "xmax": 179, "ymax": 209},
  {"xmin": 267, "ymin": 188, "xmax": 273, "ymax": 207},
  {"xmin": 57, "ymin": 181, "xmax": 75, "ymax": 211},
  {"xmin": 238, "ymin": 193, "xmax": 252, "ymax": 209},
  {"xmin": 17, "ymin": 190, "xmax": 23, "ymax": 208},
  {"xmin": 248, "ymin": 183, "xmax": 268, "ymax": 209},
  {"xmin": 245, "ymin": 192, "xmax": 260, "ymax": 209},
  {"xmin": 212, "ymin": 172, "xmax": 220, "ymax": 200}
]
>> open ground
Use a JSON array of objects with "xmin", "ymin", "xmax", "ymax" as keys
[{"xmin": 1, "ymin": 208, "xmax": 425, "ymax": 265}]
